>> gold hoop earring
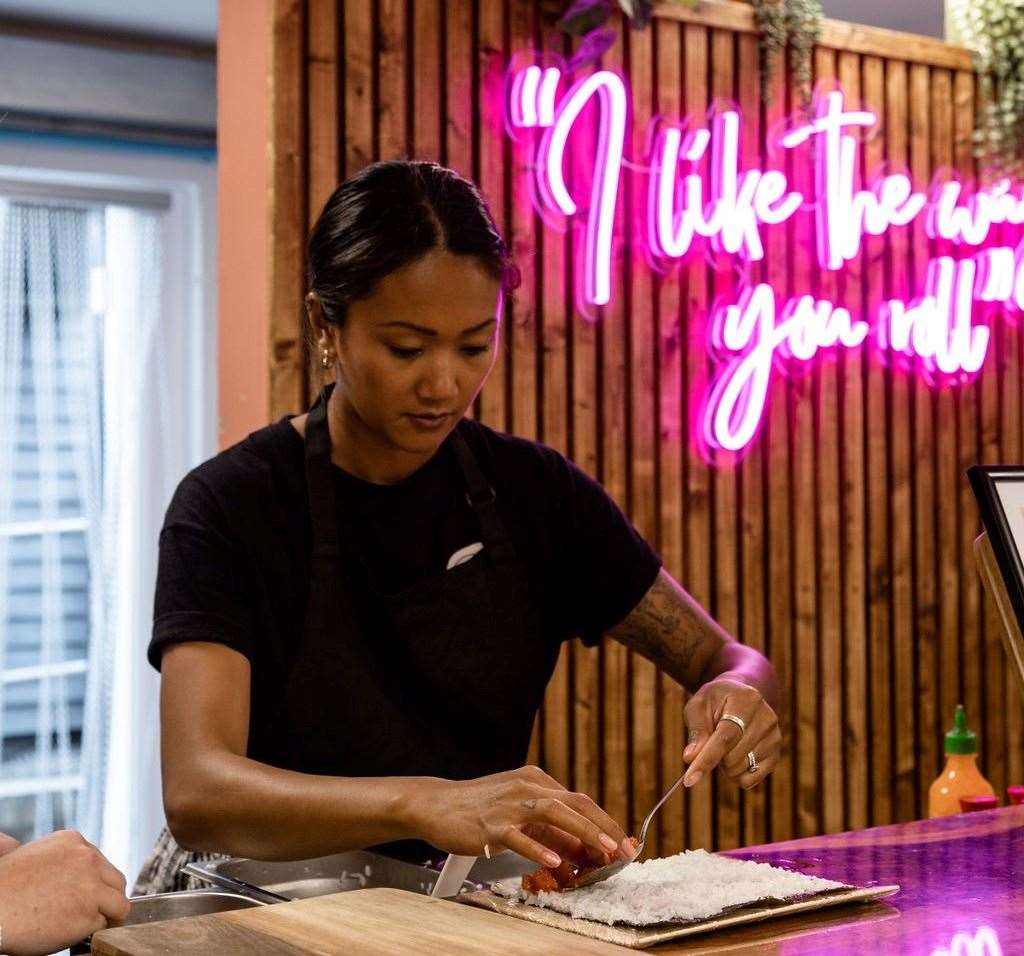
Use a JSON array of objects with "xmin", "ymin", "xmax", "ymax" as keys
[{"xmin": 321, "ymin": 350, "xmax": 331, "ymax": 369}]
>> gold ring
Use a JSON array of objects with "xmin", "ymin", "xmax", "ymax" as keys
[{"xmin": 719, "ymin": 713, "xmax": 746, "ymax": 734}]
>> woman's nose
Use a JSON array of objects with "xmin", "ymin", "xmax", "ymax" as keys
[{"xmin": 417, "ymin": 359, "xmax": 459, "ymax": 401}]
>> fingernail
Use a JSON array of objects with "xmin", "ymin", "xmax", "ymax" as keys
[
  {"xmin": 683, "ymin": 744, "xmax": 697, "ymax": 760},
  {"xmin": 620, "ymin": 838, "xmax": 634, "ymax": 859},
  {"xmin": 599, "ymin": 833, "xmax": 619, "ymax": 852},
  {"xmin": 542, "ymin": 851, "xmax": 561, "ymax": 868},
  {"xmin": 684, "ymin": 770, "xmax": 703, "ymax": 788}
]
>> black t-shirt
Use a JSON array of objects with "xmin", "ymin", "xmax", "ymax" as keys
[{"xmin": 149, "ymin": 414, "xmax": 662, "ymax": 761}]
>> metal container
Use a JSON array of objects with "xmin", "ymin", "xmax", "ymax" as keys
[
  {"xmin": 184, "ymin": 848, "xmax": 532, "ymax": 903},
  {"xmin": 68, "ymin": 889, "xmax": 264, "ymax": 953}
]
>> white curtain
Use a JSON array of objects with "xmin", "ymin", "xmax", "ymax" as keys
[
  {"xmin": 0, "ymin": 200, "xmax": 103, "ymax": 839},
  {"xmin": 93, "ymin": 206, "xmax": 176, "ymax": 883}
]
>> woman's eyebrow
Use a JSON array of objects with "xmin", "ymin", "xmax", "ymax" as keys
[{"xmin": 378, "ymin": 317, "xmax": 497, "ymax": 336}]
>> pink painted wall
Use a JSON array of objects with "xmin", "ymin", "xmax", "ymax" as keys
[{"xmin": 217, "ymin": 0, "xmax": 270, "ymax": 449}]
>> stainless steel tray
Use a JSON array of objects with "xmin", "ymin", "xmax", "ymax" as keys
[{"xmin": 184, "ymin": 849, "xmax": 487, "ymax": 902}]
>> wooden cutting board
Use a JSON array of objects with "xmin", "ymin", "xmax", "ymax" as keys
[{"xmin": 90, "ymin": 887, "xmax": 628, "ymax": 955}]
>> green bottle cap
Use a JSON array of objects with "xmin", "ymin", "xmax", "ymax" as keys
[{"xmin": 945, "ymin": 704, "xmax": 977, "ymax": 755}]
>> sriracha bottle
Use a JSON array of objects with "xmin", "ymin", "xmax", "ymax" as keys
[{"xmin": 928, "ymin": 705, "xmax": 996, "ymax": 818}]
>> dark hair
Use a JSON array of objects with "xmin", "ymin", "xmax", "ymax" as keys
[{"xmin": 307, "ymin": 160, "xmax": 520, "ymax": 328}]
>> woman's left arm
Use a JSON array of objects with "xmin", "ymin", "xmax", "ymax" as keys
[{"xmin": 607, "ymin": 568, "xmax": 782, "ymax": 791}]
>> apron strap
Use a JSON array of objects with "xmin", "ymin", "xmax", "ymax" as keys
[
  {"xmin": 304, "ymin": 384, "xmax": 341, "ymax": 557},
  {"xmin": 449, "ymin": 430, "xmax": 507, "ymax": 548}
]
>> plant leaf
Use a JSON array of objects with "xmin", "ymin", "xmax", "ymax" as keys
[
  {"xmin": 557, "ymin": 0, "xmax": 613, "ymax": 36},
  {"xmin": 566, "ymin": 27, "xmax": 618, "ymax": 71},
  {"xmin": 618, "ymin": 0, "xmax": 654, "ymax": 29}
]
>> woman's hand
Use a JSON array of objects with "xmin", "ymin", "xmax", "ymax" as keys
[
  {"xmin": 681, "ymin": 672, "xmax": 782, "ymax": 790},
  {"xmin": 413, "ymin": 766, "xmax": 634, "ymax": 869}
]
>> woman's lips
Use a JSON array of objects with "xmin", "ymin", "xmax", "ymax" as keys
[{"xmin": 406, "ymin": 412, "xmax": 451, "ymax": 430}]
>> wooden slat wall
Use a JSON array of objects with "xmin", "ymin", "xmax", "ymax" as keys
[{"xmin": 268, "ymin": 0, "xmax": 1024, "ymax": 853}]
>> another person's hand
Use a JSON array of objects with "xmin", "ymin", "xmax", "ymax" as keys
[
  {"xmin": 682, "ymin": 673, "xmax": 782, "ymax": 789},
  {"xmin": 415, "ymin": 766, "xmax": 634, "ymax": 869},
  {"xmin": 0, "ymin": 830, "xmax": 131, "ymax": 956}
]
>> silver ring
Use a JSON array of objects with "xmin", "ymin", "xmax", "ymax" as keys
[
  {"xmin": 747, "ymin": 751, "xmax": 759, "ymax": 774},
  {"xmin": 719, "ymin": 713, "xmax": 746, "ymax": 734}
]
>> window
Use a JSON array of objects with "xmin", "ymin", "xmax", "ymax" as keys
[
  {"xmin": 0, "ymin": 143, "xmax": 215, "ymax": 881},
  {"xmin": 0, "ymin": 201, "xmax": 102, "ymax": 842}
]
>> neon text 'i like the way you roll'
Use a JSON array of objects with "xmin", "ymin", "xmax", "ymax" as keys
[{"xmin": 507, "ymin": 63, "xmax": 1022, "ymax": 459}]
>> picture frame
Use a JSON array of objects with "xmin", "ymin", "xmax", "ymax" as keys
[{"xmin": 969, "ymin": 467, "xmax": 1024, "ymax": 697}]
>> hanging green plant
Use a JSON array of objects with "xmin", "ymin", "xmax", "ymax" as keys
[
  {"xmin": 750, "ymin": 0, "xmax": 823, "ymax": 109},
  {"xmin": 547, "ymin": 0, "xmax": 697, "ymax": 72},
  {"xmin": 951, "ymin": 0, "xmax": 1024, "ymax": 176}
]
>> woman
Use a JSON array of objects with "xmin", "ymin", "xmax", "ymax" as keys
[{"xmin": 135, "ymin": 160, "xmax": 781, "ymax": 894}]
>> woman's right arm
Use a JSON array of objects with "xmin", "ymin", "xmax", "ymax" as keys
[{"xmin": 161, "ymin": 642, "xmax": 633, "ymax": 867}]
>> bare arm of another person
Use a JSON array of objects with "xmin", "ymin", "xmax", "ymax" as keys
[
  {"xmin": 607, "ymin": 568, "xmax": 782, "ymax": 790},
  {"xmin": 161, "ymin": 642, "xmax": 634, "ymax": 868}
]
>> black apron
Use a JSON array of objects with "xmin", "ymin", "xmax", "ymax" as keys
[
  {"xmin": 273, "ymin": 383, "xmax": 555, "ymax": 779},
  {"xmin": 134, "ymin": 384, "xmax": 558, "ymax": 891}
]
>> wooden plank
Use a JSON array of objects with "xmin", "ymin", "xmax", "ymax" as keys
[
  {"xmin": 599, "ymin": 13, "xmax": 632, "ymax": 834},
  {"xmin": 570, "ymin": 32, "xmax": 603, "ymax": 808},
  {"xmin": 654, "ymin": 15, "xmax": 687, "ymax": 857},
  {"xmin": 508, "ymin": 0, "xmax": 538, "ymax": 444},
  {"xmin": 736, "ymin": 27, "xmax": 768, "ymax": 848},
  {"xmin": 682, "ymin": 21, "xmax": 713, "ymax": 850},
  {"xmin": 978, "ymin": 235, "xmax": 1005, "ymax": 798},
  {"xmin": 910, "ymin": 61, "xmax": 939, "ymax": 817},
  {"xmin": 930, "ymin": 69, "xmax": 963, "ymax": 788},
  {"xmin": 953, "ymin": 70, "xmax": 983, "ymax": 788},
  {"xmin": 709, "ymin": 26, "xmax": 741, "ymax": 852},
  {"xmin": 342, "ymin": 0, "xmax": 373, "ymax": 175},
  {"xmin": 1000, "ymin": 240, "xmax": 1023, "ymax": 792},
  {"xmin": 307, "ymin": 0, "xmax": 338, "ymax": 218},
  {"xmin": 626, "ymin": 15, "xmax": 660, "ymax": 850},
  {"xmin": 413, "ymin": 0, "xmax": 442, "ymax": 159},
  {"xmin": 791, "ymin": 43, "xmax": 820, "ymax": 839},
  {"xmin": 444, "ymin": 0, "xmax": 474, "ymax": 175},
  {"xmin": 762, "ymin": 39, "xmax": 794, "ymax": 846},
  {"xmin": 476, "ymin": 0, "xmax": 508, "ymax": 433},
  {"xmin": 305, "ymin": 0, "xmax": 338, "ymax": 406},
  {"xmin": 537, "ymin": 14, "xmax": 571, "ymax": 792},
  {"xmin": 861, "ymin": 53, "xmax": 892, "ymax": 827},
  {"xmin": 884, "ymin": 58, "xmax": 917, "ymax": 822},
  {"xmin": 813, "ymin": 45, "xmax": 844, "ymax": 836},
  {"xmin": 268, "ymin": 0, "xmax": 306, "ymax": 420},
  {"xmin": 377, "ymin": 0, "xmax": 408, "ymax": 158},
  {"xmin": 838, "ymin": 48, "xmax": 868, "ymax": 833},
  {"xmin": 650, "ymin": 1, "xmax": 973, "ymax": 71}
]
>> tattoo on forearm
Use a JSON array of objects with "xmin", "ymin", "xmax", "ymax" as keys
[{"xmin": 606, "ymin": 570, "xmax": 723, "ymax": 692}]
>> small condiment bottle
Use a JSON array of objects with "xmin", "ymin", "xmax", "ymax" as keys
[
  {"xmin": 928, "ymin": 705, "xmax": 996, "ymax": 818},
  {"xmin": 959, "ymin": 794, "xmax": 998, "ymax": 813},
  {"xmin": 1008, "ymin": 786, "xmax": 1024, "ymax": 806}
]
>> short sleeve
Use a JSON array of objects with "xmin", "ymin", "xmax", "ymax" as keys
[
  {"xmin": 558, "ymin": 460, "xmax": 662, "ymax": 647},
  {"xmin": 148, "ymin": 474, "xmax": 259, "ymax": 670}
]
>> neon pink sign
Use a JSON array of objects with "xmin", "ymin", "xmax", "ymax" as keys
[{"xmin": 506, "ymin": 63, "xmax": 1024, "ymax": 460}]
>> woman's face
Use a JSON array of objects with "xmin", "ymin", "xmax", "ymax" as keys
[{"xmin": 320, "ymin": 249, "xmax": 502, "ymax": 457}]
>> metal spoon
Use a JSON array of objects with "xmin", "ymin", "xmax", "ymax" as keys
[{"xmin": 570, "ymin": 767, "xmax": 688, "ymax": 889}]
